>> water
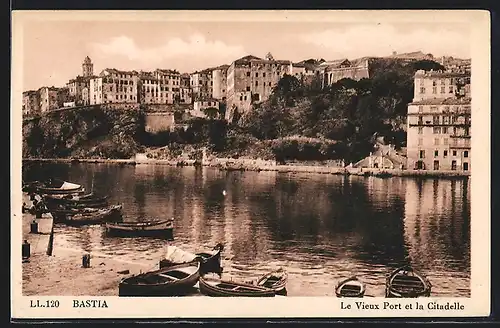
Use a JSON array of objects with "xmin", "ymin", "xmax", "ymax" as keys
[{"xmin": 23, "ymin": 163, "xmax": 471, "ymax": 297}]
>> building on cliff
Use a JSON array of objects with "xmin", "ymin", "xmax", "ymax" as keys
[
  {"xmin": 225, "ymin": 54, "xmax": 293, "ymax": 122},
  {"xmin": 179, "ymin": 74, "xmax": 193, "ymax": 104},
  {"xmin": 406, "ymin": 69, "xmax": 471, "ymax": 172},
  {"xmin": 191, "ymin": 99, "xmax": 220, "ymax": 119},
  {"xmin": 38, "ymin": 86, "xmax": 69, "ymax": 113},
  {"xmin": 66, "ymin": 76, "xmax": 93, "ymax": 106},
  {"xmin": 137, "ymin": 69, "xmax": 181, "ymax": 105},
  {"xmin": 212, "ymin": 65, "xmax": 229, "ymax": 101},
  {"xmin": 317, "ymin": 58, "xmax": 370, "ymax": 88},
  {"xmin": 413, "ymin": 70, "xmax": 471, "ymax": 102},
  {"xmin": 89, "ymin": 68, "xmax": 140, "ymax": 105},
  {"xmin": 190, "ymin": 69, "xmax": 213, "ymax": 101},
  {"xmin": 22, "ymin": 90, "xmax": 40, "ymax": 116}
]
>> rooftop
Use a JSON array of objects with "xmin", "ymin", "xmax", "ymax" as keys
[
  {"xmin": 409, "ymin": 97, "xmax": 471, "ymax": 106},
  {"xmin": 414, "ymin": 70, "xmax": 470, "ymax": 78}
]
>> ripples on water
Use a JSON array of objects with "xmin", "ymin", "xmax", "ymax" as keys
[{"xmin": 24, "ymin": 163, "xmax": 471, "ymax": 297}]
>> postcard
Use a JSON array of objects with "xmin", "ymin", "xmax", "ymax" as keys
[{"xmin": 11, "ymin": 9, "xmax": 490, "ymax": 319}]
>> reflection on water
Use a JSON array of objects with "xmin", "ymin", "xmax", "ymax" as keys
[{"xmin": 23, "ymin": 163, "xmax": 471, "ymax": 297}]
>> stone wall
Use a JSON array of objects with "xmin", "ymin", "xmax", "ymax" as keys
[{"xmin": 144, "ymin": 112, "xmax": 175, "ymax": 133}]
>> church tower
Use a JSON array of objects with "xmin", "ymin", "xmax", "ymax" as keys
[{"xmin": 82, "ymin": 56, "xmax": 93, "ymax": 77}]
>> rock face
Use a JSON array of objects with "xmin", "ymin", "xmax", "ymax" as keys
[{"xmin": 22, "ymin": 106, "xmax": 144, "ymax": 159}]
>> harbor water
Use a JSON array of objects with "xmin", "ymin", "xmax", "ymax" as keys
[{"xmin": 23, "ymin": 162, "xmax": 471, "ymax": 297}]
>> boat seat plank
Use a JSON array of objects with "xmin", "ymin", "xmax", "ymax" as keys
[{"xmin": 157, "ymin": 273, "xmax": 179, "ymax": 280}]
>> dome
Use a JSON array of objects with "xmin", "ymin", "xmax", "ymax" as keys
[{"xmin": 83, "ymin": 56, "xmax": 92, "ymax": 64}]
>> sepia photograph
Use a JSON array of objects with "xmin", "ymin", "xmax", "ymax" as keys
[{"xmin": 11, "ymin": 10, "xmax": 490, "ymax": 319}]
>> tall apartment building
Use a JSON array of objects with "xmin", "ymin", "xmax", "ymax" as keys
[
  {"xmin": 179, "ymin": 74, "xmax": 193, "ymax": 104},
  {"xmin": 137, "ymin": 69, "xmax": 181, "ymax": 105},
  {"xmin": 406, "ymin": 69, "xmax": 471, "ymax": 172},
  {"xmin": 190, "ymin": 69, "xmax": 213, "ymax": 101},
  {"xmin": 212, "ymin": 65, "xmax": 229, "ymax": 100},
  {"xmin": 89, "ymin": 68, "xmax": 140, "ymax": 105},
  {"xmin": 22, "ymin": 90, "xmax": 40, "ymax": 116},
  {"xmin": 225, "ymin": 55, "xmax": 293, "ymax": 121}
]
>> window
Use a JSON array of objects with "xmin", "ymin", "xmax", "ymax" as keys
[
  {"xmin": 263, "ymin": 73, "xmax": 266, "ymax": 77},
  {"xmin": 432, "ymin": 80, "xmax": 437, "ymax": 86},
  {"xmin": 465, "ymin": 127, "xmax": 469, "ymax": 136},
  {"xmin": 432, "ymin": 87, "xmax": 437, "ymax": 94},
  {"xmin": 442, "ymin": 127, "xmax": 448, "ymax": 134},
  {"xmin": 240, "ymin": 96, "xmax": 243, "ymax": 101},
  {"xmin": 441, "ymin": 87, "xmax": 445, "ymax": 93},
  {"xmin": 453, "ymin": 150, "xmax": 457, "ymax": 157},
  {"xmin": 443, "ymin": 138, "xmax": 448, "ymax": 145},
  {"xmin": 420, "ymin": 87, "xmax": 426, "ymax": 94},
  {"xmin": 433, "ymin": 116, "xmax": 440, "ymax": 124},
  {"xmin": 433, "ymin": 127, "xmax": 440, "ymax": 134},
  {"xmin": 418, "ymin": 127, "xmax": 423, "ymax": 134},
  {"xmin": 464, "ymin": 151, "xmax": 469, "ymax": 158},
  {"xmin": 255, "ymin": 81, "xmax": 259, "ymax": 86},
  {"xmin": 443, "ymin": 150, "xmax": 448, "ymax": 158},
  {"xmin": 440, "ymin": 79, "xmax": 445, "ymax": 85},
  {"xmin": 434, "ymin": 138, "xmax": 440, "ymax": 145},
  {"xmin": 244, "ymin": 96, "xmax": 247, "ymax": 101},
  {"xmin": 449, "ymin": 86, "xmax": 454, "ymax": 93},
  {"xmin": 430, "ymin": 106, "xmax": 438, "ymax": 112},
  {"xmin": 419, "ymin": 150, "xmax": 425, "ymax": 159},
  {"xmin": 246, "ymin": 72, "xmax": 250, "ymax": 77},
  {"xmin": 418, "ymin": 106, "xmax": 423, "ymax": 112},
  {"xmin": 434, "ymin": 150, "xmax": 439, "ymax": 157},
  {"xmin": 269, "ymin": 82, "xmax": 272, "ymax": 86},
  {"xmin": 418, "ymin": 116, "xmax": 423, "ymax": 124},
  {"xmin": 246, "ymin": 86, "xmax": 250, "ymax": 91},
  {"xmin": 418, "ymin": 138, "xmax": 423, "ymax": 146},
  {"xmin": 255, "ymin": 73, "xmax": 259, "ymax": 77},
  {"xmin": 463, "ymin": 162, "xmax": 469, "ymax": 171}
]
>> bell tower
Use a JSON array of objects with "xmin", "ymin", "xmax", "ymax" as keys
[{"xmin": 82, "ymin": 56, "xmax": 93, "ymax": 77}]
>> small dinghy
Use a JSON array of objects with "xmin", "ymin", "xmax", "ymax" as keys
[
  {"xmin": 63, "ymin": 204, "xmax": 123, "ymax": 226},
  {"xmin": 119, "ymin": 260, "xmax": 201, "ymax": 297},
  {"xmin": 159, "ymin": 244, "xmax": 224, "ymax": 275},
  {"xmin": 385, "ymin": 265, "xmax": 432, "ymax": 298},
  {"xmin": 256, "ymin": 268, "xmax": 288, "ymax": 295},
  {"xmin": 105, "ymin": 219, "xmax": 174, "ymax": 238},
  {"xmin": 335, "ymin": 276, "xmax": 366, "ymax": 298},
  {"xmin": 199, "ymin": 275, "xmax": 275, "ymax": 297}
]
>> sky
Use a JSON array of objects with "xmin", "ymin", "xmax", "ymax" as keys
[{"xmin": 20, "ymin": 20, "xmax": 471, "ymax": 91}]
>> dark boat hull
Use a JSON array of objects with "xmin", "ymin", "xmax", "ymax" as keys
[
  {"xmin": 199, "ymin": 276, "xmax": 275, "ymax": 297},
  {"xmin": 63, "ymin": 206, "xmax": 123, "ymax": 226},
  {"xmin": 106, "ymin": 227, "xmax": 173, "ymax": 239},
  {"xmin": 159, "ymin": 246, "xmax": 223, "ymax": 275},
  {"xmin": 119, "ymin": 262, "xmax": 200, "ymax": 297}
]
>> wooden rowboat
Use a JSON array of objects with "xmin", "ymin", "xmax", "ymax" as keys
[
  {"xmin": 335, "ymin": 276, "xmax": 366, "ymax": 298},
  {"xmin": 63, "ymin": 205, "xmax": 123, "ymax": 226},
  {"xmin": 105, "ymin": 219, "xmax": 174, "ymax": 238},
  {"xmin": 159, "ymin": 243, "xmax": 224, "ymax": 275},
  {"xmin": 256, "ymin": 268, "xmax": 288, "ymax": 295},
  {"xmin": 35, "ymin": 179, "xmax": 85, "ymax": 195},
  {"xmin": 43, "ymin": 194, "xmax": 108, "ymax": 208},
  {"xmin": 385, "ymin": 265, "xmax": 432, "ymax": 298},
  {"xmin": 199, "ymin": 275, "xmax": 275, "ymax": 297},
  {"xmin": 119, "ymin": 260, "xmax": 201, "ymax": 297}
]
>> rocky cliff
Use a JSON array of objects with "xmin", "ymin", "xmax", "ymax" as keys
[{"xmin": 22, "ymin": 106, "xmax": 144, "ymax": 159}]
